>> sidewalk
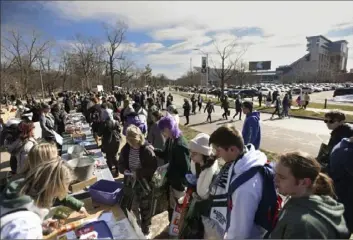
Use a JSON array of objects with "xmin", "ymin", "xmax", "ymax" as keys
[
  {"xmin": 171, "ymin": 91, "xmax": 330, "ymax": 156},
  {"xmin": 179, "ymin": 91, "xmax": 353, "ymax": 116}
]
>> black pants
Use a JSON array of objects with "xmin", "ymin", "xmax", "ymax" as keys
[
  {"xmin": 192, "ymin": 104, "xmax": 196, "ymax": 114},
  {"xmin": 272, "ymin": 108, "xmax": 281, "ymax": 118},
  {"xmin": 131, "ymin": 187, "xmax": 153, "ymax": 234},
  {"xmin": 185, "ymin": 115, "xmax": 189, "ymax": 125},
  {"xmin": 259, "ymin": 100, "xmax": 262, "ymax": 107},
  {"xmin": 304, "ymin": 101, "xmax": 309, "ymax": 109},
  {"xmin": 206, "ymin": 113, "xmax": 212, "ymax": 122},
  {"xmin": 222, "ymin": 109, "xmax": 229, "ymax": 120},
  {"xmin": 198, "ymin": 103, "xmax": 202, "ymax": 112},
  {"xmin": 233, "ymin": 109, "xmax": 242, "ymax": 120},
  {"xmin": 105, "ymin": 150, "xmax": 119, "ymax": 172}
]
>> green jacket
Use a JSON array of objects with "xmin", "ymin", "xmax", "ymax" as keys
[
  {"xmin": 0, "ymin": 178, "xmax": 83, "ymax": 213},
  {"xmin": 270, "ymin": 195, "xmax": 350, "ymax": 239},
  {"xmin": 155, "ymin": 136, "xmax": 190, "ymax": 191}
]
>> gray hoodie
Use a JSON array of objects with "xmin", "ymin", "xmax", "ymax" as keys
[{"xmin": 270, "ymin": 195, "xmax": 350, "ymax": 239}]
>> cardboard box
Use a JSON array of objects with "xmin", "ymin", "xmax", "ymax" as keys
[{"xmin": 69, "ymin": 176, "xmax": 97, "ymax": 193}]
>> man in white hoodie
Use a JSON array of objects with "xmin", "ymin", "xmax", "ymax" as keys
[{"xmin": 208, "ymin": 124, "xmax": 268, "ymax": 239}]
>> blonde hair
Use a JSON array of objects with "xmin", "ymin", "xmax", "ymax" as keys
[
  {"xmin": 126, "ymin": 125, "xmax": 145, "ymax": 147},
  {"xmin": 123, "ymin": 99, "xmax": 130, "ymax": 108},
  {"xmin": 20, "ymin": 159, "xmax": 75, "ymax": 208},
  {"xmin": 19, "ymin": 142, "xmax": 58, "ymax": 175}
]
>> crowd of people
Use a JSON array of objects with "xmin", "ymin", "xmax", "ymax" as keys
[{"xmin": 0, "ymin": 87, "xmax": 352, "ymax": 239}]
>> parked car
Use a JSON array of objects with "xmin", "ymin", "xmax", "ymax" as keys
[
  {"xmin": 333, "ymin": 88, "xmax": 353, "ymax": 97},
  {"xmin": 238, "ymin": 89, "xmax": 259, "ymax": 98},
  {"xmin": 302, "ymin": 87, "xmax": 313, "ymax": 94}
]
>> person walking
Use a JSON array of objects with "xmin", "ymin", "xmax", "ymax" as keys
[
  {"xmin": 183, "ymin": 99, "xmax": 191, "ymax": 125},
  {"xmin": 221, "ymin": 96, "xmax": 230, "ymax": 120},
  {"xmin": 258, "ymin": 93, "xmax": 263, "ymax": 107},
  {"xmin": 232, "ymin": 96, "xmax": 242, "ymax": 120},
  {"xmin": 204, "ymin": 99, "xmax": 215, "ymax": 123}
]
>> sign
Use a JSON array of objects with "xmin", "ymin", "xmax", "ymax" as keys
[
  {"xmin": 249, "ymin": 61, "xmax": 271, "ymax": 71},
  {"xmin": 97, "ymin": 85, "xmax": 103, "ymax": 92}
]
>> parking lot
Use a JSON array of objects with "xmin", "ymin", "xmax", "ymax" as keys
[{"xmin": 175, "ymin": 82, "xmax": 353, "ymax": 105}]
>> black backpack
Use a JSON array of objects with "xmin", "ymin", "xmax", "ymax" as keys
[{"xmin": 91, "ymin": 109, "xmax": 101, "ymax": 123}]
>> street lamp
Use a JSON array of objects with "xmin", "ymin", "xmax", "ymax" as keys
[{"xmin": 193, "ymin": 48, "xmax": 209, "ymax": 98}]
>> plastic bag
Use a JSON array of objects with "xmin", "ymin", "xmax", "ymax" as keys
[{"xmin": 151, "ymin": 163, "xmax": 169, "ymax": 188}]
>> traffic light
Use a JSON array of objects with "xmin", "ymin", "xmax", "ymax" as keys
[{"xmin": 201, "ymin": 56, "xmax": 207, "ymax": 73}]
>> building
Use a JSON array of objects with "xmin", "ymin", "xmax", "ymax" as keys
[{"xmin": 277, "ymin": 35, "xmax": 349, "ymax": 82}]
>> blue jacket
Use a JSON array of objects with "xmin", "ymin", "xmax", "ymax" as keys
[
  {"xmin": 329, "ymin": 138, "xmax": 353, "ymax": 232},
  {"xmin": 242, "ymin": 111, "xmax": 261, "ymax": 149}
]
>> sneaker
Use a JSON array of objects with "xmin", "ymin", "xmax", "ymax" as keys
[{"xmin": 144, "ymin": 232, "xmax": 153, "ymax": 239}]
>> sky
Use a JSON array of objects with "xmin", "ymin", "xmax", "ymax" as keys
[{"xmin": 1, "ymin": 1, "xmax": 353, "ymax": 79}]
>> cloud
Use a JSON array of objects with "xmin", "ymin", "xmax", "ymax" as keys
[
  {"xmin": 42, "ymin": 1, "xmax": 353, "ymax": 78},
  {"xmin": 327, "ymin": 26, "xmax": 353, "ymax": 38},
  {"xmin": 138, "ymin": 43, "xmax": 164, "ymax": 53}
]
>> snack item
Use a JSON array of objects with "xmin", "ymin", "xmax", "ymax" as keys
[{"xmin": 79, "ymin": 231, "xmax": 98, "ymax": 239}]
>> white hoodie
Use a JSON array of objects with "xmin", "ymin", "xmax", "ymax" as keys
[
  {"xmin": 226, "ymin": 145, "xmax": 267, "ymax": 239},
  {"xmin": 207, "ymin": 144, "xmax": 267, "ymax": 239},
  {"xmin": 1, "ymin": 202, "xmax": 48, "ymax": 239}
]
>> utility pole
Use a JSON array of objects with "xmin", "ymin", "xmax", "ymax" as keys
[{"xmin": 190, "ymin": 57, "xmax": 193, "ymax": 83}]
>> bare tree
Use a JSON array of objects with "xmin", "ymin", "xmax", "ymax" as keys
[
  {"xmin": 211, "ymin": 38, "xmax": 247, "ymax": 97},
  {"xmin": 57, "ymin": 49, "xmax": 71, "ymax": 91},
  {"xmin": 115, "ymin": 59, "xmax": 135, "ymax": 87},
  {"xmin": 72, "ymin": 35, "xmax": 100, "ymax": 91},
  {"xmin": 1, "ymin": 28, "xmax": 50, "ymax": 93},
  {"xmin": 103, "ymin": 21, "xmax": 128, "ymax": 90},
  {"xmin": 232, "ymin": 61, "xmax": 248, "ymax": 86},
  {"xmin": 143, "ymin": 64, "xmax": 152, "ymax": 87},
  {"xmin": 37, "ymin": 43, "xmax": 61, "ymax": 95}
]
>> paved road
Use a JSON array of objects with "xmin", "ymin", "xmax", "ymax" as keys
[{"xmin": 170, "ymin": 91, "xmax": 331, "ymax": 156}]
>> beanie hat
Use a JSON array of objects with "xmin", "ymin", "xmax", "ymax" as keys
[{"xmin": 188, "ymin": 133, "xmax": 212, "ymax": 156}]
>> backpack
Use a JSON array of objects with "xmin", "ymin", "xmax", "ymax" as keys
[
  {"xmin": 91, "ymin": 109, "xmax": 101, "ymax": 123},
  {"xmin": 135, "ymin": 115, "xmax": 147, "ymax": 134},
  {"xmin": 226, "ymin": 163, "xmax": 282, "ymax": 238},
  {"xmin": 10, "ymin": 139, "xmax": 36, "ymax": 174}
]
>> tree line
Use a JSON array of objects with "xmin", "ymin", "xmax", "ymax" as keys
[
  {"xmin": 0, "ymin": 21, "xmax": 171, "ymax": 97},
  {"xmin": 1, "ymin": 22, "xmax": 255, "ymax": 97}
]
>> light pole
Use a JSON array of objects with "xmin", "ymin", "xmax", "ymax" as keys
[
  {"xmin": 37, "ymin": 57, "xmax": 45, "ymax": 102},
  {"xmin": 193, "ymin": 48, "xmax": 209, "ymax": 98}
]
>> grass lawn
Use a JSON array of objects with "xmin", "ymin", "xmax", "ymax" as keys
[
  {"xmin": 179, "ymin": 124, "xmax": 279, "ymax": 162},
  {"xmin": 177, "ymin": 92, "xmax": 353, "ymax": 123},
  {"xmin": 307, "ymin": 101, "xmax": 353, "ymax": 112}
]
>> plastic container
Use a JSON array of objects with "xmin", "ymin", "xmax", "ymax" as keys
[
  {"xmin": 89, "ymin": 180, "xmax": 123, "ymax": 206},
  {"xmin": 76, "ymin": 220, "xmax": 113, "ymax": 239},
  {"xmin": 67, "ymin": 157, "xmax": 95, "ymax": 182}
]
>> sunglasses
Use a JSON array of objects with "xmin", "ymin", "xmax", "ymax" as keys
[{"xmin": 324, "ymin": 119, "xmax": 335, "ymax": 124}]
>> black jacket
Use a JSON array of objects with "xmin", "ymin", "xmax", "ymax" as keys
[
  {"xmin": 154, "ymin": 136, "xmax": 190, "ymax": 191},
  {"xmin": 118, "ymin": 143, "xmax": 157, "ymax": 181},
  {"xmin": 327, "ymin": 124, "xmax": 353, "ymax": 153},
  {"xmin": 98, "ymin": 120, "xmax": 121, "ymax": 154}
]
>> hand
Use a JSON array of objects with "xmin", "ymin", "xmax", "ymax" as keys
[
  {"xmin": 79, "ymin": 206, "xmax": 89, "ymax": 217},
  {"xmin": 42, "ymin": 218, "xmax": 58, "ymax": 228}
]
